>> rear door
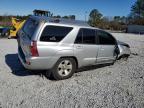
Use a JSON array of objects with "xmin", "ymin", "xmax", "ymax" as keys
[
  {"xmin": 38, "ymin": 25, "xmax": 73, "ymax": 57},
  {"xmin": 96, "ymin": 30, "xmax": 116, "ymax": 63},
  {"xmin": 19, "ymin": 18, "xmax": 39, "ymax": 57},
  {"xmin": 74, "ymin": 28, "xmax": 99, "ymax": 67}
]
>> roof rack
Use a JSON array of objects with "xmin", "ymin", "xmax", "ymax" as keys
[{"xmin": 31, "ymin": 16, "xmax": 90, "ymax": 27}]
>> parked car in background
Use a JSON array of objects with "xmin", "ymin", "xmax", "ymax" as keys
[
  {"xmin": 17, "ymin": 16, "xmax": 131, "ymax": 80},
  {"xmin": 0, "ymin": 27, "xmax": 10, "ymax": 37}
]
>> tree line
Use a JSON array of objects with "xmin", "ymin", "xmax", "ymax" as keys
[
  {"xmin": 88, "ymin": 0, "xmax": 144, "ymax": 30},
  {"xmin": 0, "ymin": 14, "xmax": 75, "ymax": 27}
]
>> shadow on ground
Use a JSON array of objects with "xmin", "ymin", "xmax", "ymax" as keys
[
  {"xmin": 5, "ymin": 53, "xmax": 112, "ymax": 79},
  {"xmin": 77, "ymin": 63, "xmax": 112, "ymax": 73},
  {"xmin": 5, "ymin": 54, "xmax": 45, "ymax": 77}
]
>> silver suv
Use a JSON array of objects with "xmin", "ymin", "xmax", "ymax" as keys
[{"xmin": 17, "ymin": 16, "xmax": 130, "ymax": 80}]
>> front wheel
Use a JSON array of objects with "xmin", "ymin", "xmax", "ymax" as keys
[
  {"xmin": 50, "ymin": 58, "xmax": 76, "ymax": 80},
  {"xmin": 114, "ymin": 45, "xmax": 120, "ymax": 60}
]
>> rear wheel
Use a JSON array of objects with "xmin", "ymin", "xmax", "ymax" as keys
[{"xmin": 50, "ymin": 58, "xmax": 76, "ymax": 80}]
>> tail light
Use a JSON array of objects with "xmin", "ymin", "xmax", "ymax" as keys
[{"xmin": 30, "ymin": 41, "xmax": 39, "ymax": 57}]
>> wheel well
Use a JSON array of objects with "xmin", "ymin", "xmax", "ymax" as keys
[
  {"xmin": 118, "ymin": 54, "xmax": 130, "ymax": 60},
  {"xmin": 59, "ymin": 56, "xmax": 78, "ymax": 69}
]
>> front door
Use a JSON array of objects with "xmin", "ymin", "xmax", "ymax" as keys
[
  {"xmin": 96, "ymin": 30, "xmax": 116, "ymax": 64},
  {"xmin": 74, "ymin": 28, "xmax": 99, "ymax": 67}
]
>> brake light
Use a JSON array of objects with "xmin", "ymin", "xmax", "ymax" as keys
[{"xmin": 30, "ymin": 41, "xmax": 39, "ymax": 57}]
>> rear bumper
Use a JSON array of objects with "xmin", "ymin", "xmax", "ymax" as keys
[{"xmin": 18, "ymin": 47, "xmax": 57, "ymax": 70}]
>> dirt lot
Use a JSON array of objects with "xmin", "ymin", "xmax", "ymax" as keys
[{"xmin": 0, "ymin": 33, "xmax": 144, "ymax": 108}]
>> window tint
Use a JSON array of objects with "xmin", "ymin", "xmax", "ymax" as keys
[
  {"xmin": 83, "ymin": 29, "xmax": 95, "ymax": 44},
  {"xmin": 23, "ymin": 18, "xmax": 38, "ymax": 39},
  {"xmin": 75, "ymin": 29, "xmax": 83, "ymax": 44},
  {"xmin": 97, "ymin": 31, "xmax": 116, "ymax": 45},
  {"xmin": 75, "ymin": 28, "xmax": 96, "ymax": 44},
  {"xmin": 40, "ymin": 26, "xmax": 73, "ymax": 42},
  {"xmin": 0, "ymin": 28, "xmax": 2, "ymax": 33}
]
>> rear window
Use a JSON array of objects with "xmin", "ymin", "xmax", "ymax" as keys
[
  {"xmin": 22, "ymin": 18, "xmax": 38, "ymax": 39},
  {"xmin": 40, "ymin": 25, "xmax": 73, "ymax": 42}
]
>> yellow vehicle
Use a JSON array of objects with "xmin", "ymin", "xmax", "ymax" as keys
[
  {"xmin": 9, "ymin": 10, "xmax": 52, "ymax": 38},
  {"xmin": 9, "ymin": 17, "xmax": 25, "ymax": 38}
]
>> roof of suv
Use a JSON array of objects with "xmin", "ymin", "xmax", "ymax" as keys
[{"xmin": 30, "ymin": 16, "xmax": 91, "ymax": 27}]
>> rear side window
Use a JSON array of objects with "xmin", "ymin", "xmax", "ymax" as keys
[
  {"xmin": 40, "ymin": 26, "xmax": 73, "ymax": 42},
  {"xmin": 97, "ymin": 30, "xmax": 116, "ymax": 45},
  {"xmin": 75, "ymin": 28, "xmax": 96, "ymax": 44},
  {"xmin": 23, "ymin": 18, "xmax": 38, "ymax": 39}
]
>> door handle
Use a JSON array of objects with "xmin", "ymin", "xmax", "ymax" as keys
[{"xmin": 76, "ymin": 45, "xmax": 83, "ymax": 49}]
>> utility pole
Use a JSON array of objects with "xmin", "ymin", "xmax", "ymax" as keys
[{"xmin": 85, "ymin": 11, "xmax": 87, "ymax": 22}]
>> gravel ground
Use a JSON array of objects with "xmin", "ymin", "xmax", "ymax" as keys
[{"xmin": 0, "ymin": 33, "xmax": 144, "ymax": 108}]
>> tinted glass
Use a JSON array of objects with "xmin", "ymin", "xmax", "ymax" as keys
[
  {"xmin": 75, "ymin": 28, "xmax": 96, "ymax": 44},
  {"xmin": 97, "ymin": 31, "xmax": 116, "ymax": 45},
  {"xmin": 0, "ymin": 28, "xmax": 2, "ymax": 33},
  {"xmin": 83, "ymin": 29, "xmax": 95, "ymax": 44},
  {"xmin": 75, "ymin": 29, "xmax": 83, "ymax": 44},
  {"xmin": 23, "ymin": 18, "xmax": 38, "ymax": 39},
  {"xmin": 40, "ymin": 26, "xmax": 73, "ymax": 42}
]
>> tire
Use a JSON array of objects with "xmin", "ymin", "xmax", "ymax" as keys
[
  {"xmin": 51, "ymin": 58, "xmax": 76, "ymax": 80},
  {"xmin": 114, "ymin": 45, "xmax": 119, "ymax": 60},
  {"xmin": 5, "ymin": 31, "xmax": 10, "ymax": 37},
  {"xmin": 111, "ymin": 45, "xmax": 119, "ymax": 65}
]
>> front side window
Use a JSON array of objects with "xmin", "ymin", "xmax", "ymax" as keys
[
  {"xmin": 75, "ymin": 28, "xmax": 96, "ymax": 44},
  {"xmin": 40, "ymin": 26, "xmax": 73, "ymax": 42},
  {"xmin": 97, "ymin": 30, "xmax": 116, "ymax": 45}
]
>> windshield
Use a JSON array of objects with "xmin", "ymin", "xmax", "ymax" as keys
[{"xmin": 22, "ymin": 18, "xmax": 38, "ymax": 39}]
